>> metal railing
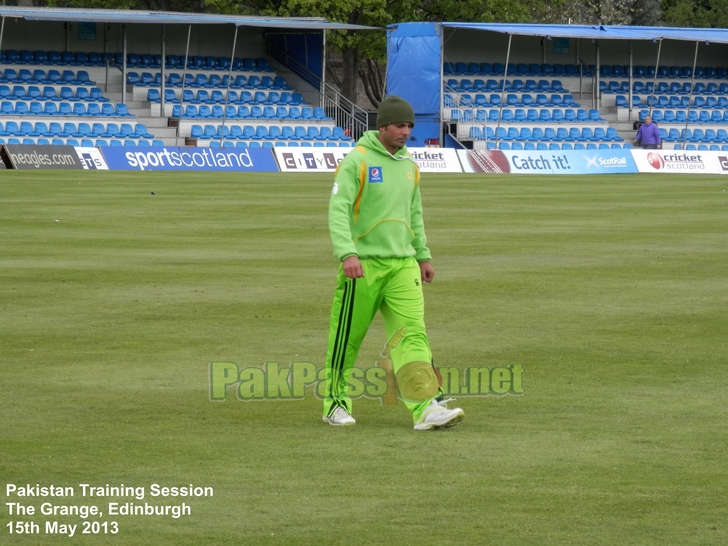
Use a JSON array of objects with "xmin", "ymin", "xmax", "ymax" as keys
[{"xmin": 267, "ymin": 40, "xmax": 368, "ymax": 140}]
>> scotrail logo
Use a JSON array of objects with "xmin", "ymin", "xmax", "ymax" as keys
[{"xmin": 584, "ymin": 154, "xmax": 629, "ymax": 170}]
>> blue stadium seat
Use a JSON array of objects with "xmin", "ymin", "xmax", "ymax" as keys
[
  {"xmin": 267, "ymin": 126, "xmax": 283, "ymax": 140},
  {"xmin": 73, "ymin": 122, "xmax": 93, "ymax": 138},
  {"xmin": 119, "ymin": 123, "xmax": 138, "ymax": 139},
  {"xmin": 20, "ymin": 121, "xmax": 37, "ymax": 136},
  {"xmin": 90, "ymin": 87, "xmax": 108, "ymax": 102},
  {"xmin": 313, "ymin": 107, "xmax": 329, "ymax": 120},
  {"xmin": 556, "ymin": 127, "xmax": 581, "ymax": 142},
  {"xmin": 689, "ymin": 129, "xmax": 703, "ymax": 142},
  {"xmin": 29, "ymin": 101, "xmax": 44, "ymax": 115},
  {"xmin": 15, "ymin": 102, "xmax": 29, "ymax": 115},
  {"xmin": 134, "ymin": 124, "xmax": 153, "ymax": 139},
  {"xmin": 529, "ymin": 127, "xmax": 545, "ymax": 142},
  {"xmin": 228, "ymin": 75, "xmax": 245, "ymax": 89},
  {"xmin": 147, "ymin": 89, "xmax": 161, "ymax": 102},
  {"xmin": 12, "ymin": 85, "xmax": 27, "ymax": 99},
  {"xmin": 116, "ymin": 104, "xmax": 132, "ymax": 117}
]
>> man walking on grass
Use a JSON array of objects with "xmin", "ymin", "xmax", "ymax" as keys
[
  {"xmin": 322, "ymin": 95, "xmax": 464, "ymax": 430},
  {"xmin": 633, "ymin": 115, "xmax": 661, "ymax": 149}
]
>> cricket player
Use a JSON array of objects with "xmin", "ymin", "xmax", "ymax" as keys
[{"xmin": 322, "ymin": 95, "xmax": 464, "ymax": 430}]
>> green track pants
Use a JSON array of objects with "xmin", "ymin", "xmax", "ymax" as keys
[{"xmin": 323, "ymin": 257, "xmax": 438, "ymax": 423}]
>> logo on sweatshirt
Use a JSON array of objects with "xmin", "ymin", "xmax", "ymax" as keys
[{"xmin": 368, "ymin": 167, "xmax": 383, "ymax": 183}]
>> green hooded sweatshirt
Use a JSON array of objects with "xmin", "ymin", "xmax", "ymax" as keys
[{"xmin": 329, "ymin": 130, "xmax": 431, "ymax": 262}]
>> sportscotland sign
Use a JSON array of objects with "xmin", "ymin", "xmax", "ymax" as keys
[{"xmin": 100, "ymin": 146, "xmax": 279, "ymax": 172}]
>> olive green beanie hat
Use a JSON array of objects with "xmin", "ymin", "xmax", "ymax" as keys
[{"xmin": 376, "ymin": 95, "xmax": 415, "ymax": 129}]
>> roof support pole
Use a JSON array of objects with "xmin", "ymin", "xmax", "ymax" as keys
[
  {"xmin": 104, "ymin": 24, "xmax": 109, "ymax": 94},
  {"xmin": 629, "ymin": 41, "xmax": 633, "ymax": 121},
  {"xmin": 495, "ymin": 33, "xmax": 513, "ymax": 149},
  {"xmin": 175, "ymin": 24, "xmax": 192, "ymax": 147},
  {"xmin": 682, "ymin": 41, "xmax": 700, "ymax": 150},
  {"xmin": 647, "ymin": 39, "xmax": 662, "ymax": 120},
  {"xmin": 121, "ymin": 24, "xmax": 127, "ymax": 105},
  {"xmin": 160, "ymin": 25, "xmax": 166, "ymax": 118},
  {"xmin": 577, "ymin": 40, "xmax": 583, "ymax": 103},
  {"xmin": 0, "ymin": 18, "xmax": 6, "ymax": 57},
  {"xmin": 595, "ymin": 41, "xmax": 600, "ymax": 110},
  {"xmin": 321, "ymin": 29, "xmax": 326, "ymax": 105},
  {"xmin": 439, "ymin": 25, "xmax": 446, "ymax": 146},
  {"xmin": 219, "ymin": 25, "xmax": 239, "ymax": 147}
]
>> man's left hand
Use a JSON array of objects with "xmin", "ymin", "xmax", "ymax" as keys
[{"xmin": 419, "ymin": 261, "xmax": 435, "ymax": 283}]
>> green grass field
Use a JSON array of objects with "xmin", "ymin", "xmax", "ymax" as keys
[{"xmin": 1, "ymin": 170, "xmax": 727, "ymax": 545}]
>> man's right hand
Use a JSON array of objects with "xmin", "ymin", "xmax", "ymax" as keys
[{"xmin": 342, "ymin": 256, "xmax": 364, "ymax": 279}]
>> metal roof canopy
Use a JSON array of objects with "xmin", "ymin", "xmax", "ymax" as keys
[
  {"xmin": 441, "ymin": 22, "xmax": 728, "ymax": 45},
  {"xmin": 0, "ymin": 6, "xmax": 377, "ymax": 30},
  {"xmin": 0, "ymin": 6, "xmax": 377, "ymax": 146},
  {"xmin": 386, "ymin": 22, "xmax": 728, "ymax": 149}
]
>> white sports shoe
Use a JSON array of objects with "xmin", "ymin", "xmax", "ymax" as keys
[
  {"xmin": 414, "ymin": 398, "xmax": 464, "ymax": 430},
  {"xmin": 322, "ymin": 407, "xmax": 356, "ymax": 426}
]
